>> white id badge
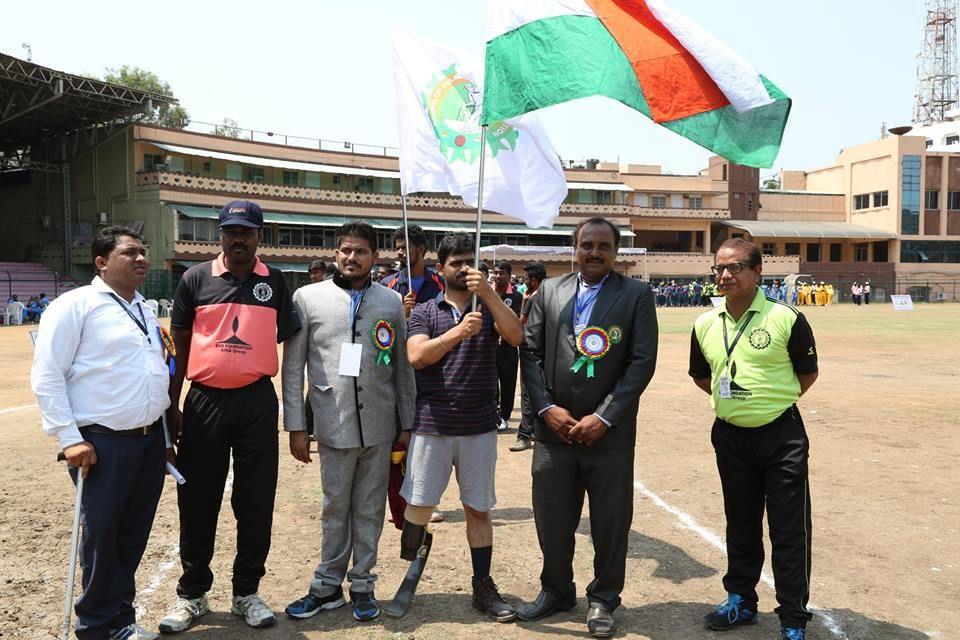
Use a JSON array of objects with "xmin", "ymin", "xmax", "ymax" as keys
[
  {"xmin": 339, "ymin": 343, "xmax": 363, "ymax": 377},
  {"xmin": 718, "ymin": 375, "xmax": 732, "ymax": 399}
]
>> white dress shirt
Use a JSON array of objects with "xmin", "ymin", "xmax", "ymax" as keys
[{"xmin": 31, "ymin": 276, "xmax": 170, "ymax": 449}]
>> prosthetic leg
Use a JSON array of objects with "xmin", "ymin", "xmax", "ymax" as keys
[{"xmin": 384, "ymin": 520, "xmax": 434, "ymax": 617}]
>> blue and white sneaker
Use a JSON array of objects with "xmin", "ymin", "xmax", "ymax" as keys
[
  {"xmin": 350, "ymin": 590, "xmax": 380, "ymax": 622},
  {"xmin": 285, "ymin": 587, "xmax": 346, "ymax": 619},
  {"xmin": 109, "ymin": 623, "xmax": 159, "ymax": 640},
  {"xmin": 703, "ymin": 593, "xmax": 758, "ymax": 630},
  {"xmin": 780, "ymin": 627, "xmax": 806, "ymax": 640}
]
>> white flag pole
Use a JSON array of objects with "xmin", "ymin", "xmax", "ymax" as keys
[
  {"xmin": 400, "ymin": 193, "xmax": 413, "ymax": 291},
  {"xmin": 472, "ymin": 125, "xmax": 488, "ymax": 312}
]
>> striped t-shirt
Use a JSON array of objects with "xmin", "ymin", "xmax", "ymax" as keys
[{"xmin": 407, "ymin": 293, "xmax": 498, "ymax": 436}]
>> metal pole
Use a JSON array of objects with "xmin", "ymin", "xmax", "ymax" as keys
[
  {"xmin": 472, "ymin": 126, "xmax": 488, "ymax": 312},
  {"xmin": 400, "ymin": 194, "xmax": 413, "ymax": 289}
]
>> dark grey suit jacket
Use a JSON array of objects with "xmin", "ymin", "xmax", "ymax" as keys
[{"xmin": 520, "ymin": 271, "xmax": 658, "ymax": 449}]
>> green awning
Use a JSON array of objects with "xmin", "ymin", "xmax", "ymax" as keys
[{"xmin": 166, "ymin": 203, "xmax": 634, "ymax": 237}]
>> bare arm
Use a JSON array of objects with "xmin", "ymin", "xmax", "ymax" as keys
[
  {"xmin": 798, "ymin": 372, "xmax": 818, "ymax": 395},
  {"xmin": 693, "ymin": 377, "xmax": 712, "ymax": 394}
]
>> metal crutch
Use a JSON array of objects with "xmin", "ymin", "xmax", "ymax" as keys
[{"xmin": 57, "ymin": 452, "xmax": 84, "ymax": 640}]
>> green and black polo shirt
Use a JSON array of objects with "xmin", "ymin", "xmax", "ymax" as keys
[{"xmin": 689, "ymin": 288, "xmax": 818, "ymax": 428}]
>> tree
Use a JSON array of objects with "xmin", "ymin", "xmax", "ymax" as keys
[
  {"xmin": 102, "ymin": 65, "xmax": 189, "ymax": 129},
  {"xmin": 762, "ymin": 176, "xmax": 781, "ymax": 190},
  {"xmin": 215, "ymin": 117, "xmax": 241, "ymax": 138}
]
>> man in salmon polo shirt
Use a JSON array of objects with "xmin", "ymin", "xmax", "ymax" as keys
[{"xmin": 159, "ymin": 200, "xmax": 301, "ymax": 634}]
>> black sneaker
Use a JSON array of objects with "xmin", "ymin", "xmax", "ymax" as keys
[
  {"xmin": 284, "ymin": 587, "xmax": 346, "ymax": 619},
  {"xmin": 703, "ymin": 593, "xmax": 757, "ymax": 631},
  {"xmin": 472, "ymin": 576, "xmax": 516, "ymax": 622}
]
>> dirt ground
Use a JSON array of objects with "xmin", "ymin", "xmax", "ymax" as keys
[{"xmin": 1, "ymin": 304, "xmax": 957, "ymax": 640}]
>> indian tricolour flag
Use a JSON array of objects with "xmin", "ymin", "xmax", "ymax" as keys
[{"xmin": 482, "ymin": 0, "xmax": 791, "ymax": 169}]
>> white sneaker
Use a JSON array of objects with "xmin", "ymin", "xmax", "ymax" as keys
[
  {"xmin": 109, "ymin": 623, "xmax": 159, "ymax": 640},
  {"xmin": 158, "ymin": 595, "xmax": 209, "ymax": 634},
  {"xmin": 231, "ymin": 593, "xmax": 277, "ymax": 628},
  {"xmin": 497, "ymin": 418, "xmax": 509, "ymax": 432}
]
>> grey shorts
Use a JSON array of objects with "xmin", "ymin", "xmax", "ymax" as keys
[{"xmin": 400, "ymin": 430, "xmax": 498, "ymax": 512}]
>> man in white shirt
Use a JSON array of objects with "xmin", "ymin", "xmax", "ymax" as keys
[{"xmin": 32, "ymin": 226, "xmax": 170, "ymax": 640}]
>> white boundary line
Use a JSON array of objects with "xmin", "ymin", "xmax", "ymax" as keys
[
  {"xmin": 634, "ymin": 479, "xmax": 849, "ymax": 639},
  {"xmin": 0, "ymin": 403, "xmax": 36, "ymax": 415}
]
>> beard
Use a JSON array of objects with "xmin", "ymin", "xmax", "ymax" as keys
[{"xmin": 446, "ymin": 274, "xmax": 468, "ymax": 291}]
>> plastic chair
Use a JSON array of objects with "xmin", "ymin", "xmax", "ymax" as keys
[
  {"xmin": 4, "ymin": 301, "xmax": 25, "ymax": 326},
  {"xmin": 145, "ymin": 299, "xmax": 159, "ymax": 316},
  {"xmin": 157, "ymin": 299, "xmax": 171, "ymax": 318}
]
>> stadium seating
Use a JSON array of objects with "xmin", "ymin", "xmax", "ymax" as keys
[{"xmin": 0, "ymin": 262, "xmax": 77, "ymax": 324}]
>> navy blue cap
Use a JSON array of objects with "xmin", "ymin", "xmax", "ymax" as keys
[{"xmin": 219, "ymin": 200, "xmax": 263, "ymax": 229}]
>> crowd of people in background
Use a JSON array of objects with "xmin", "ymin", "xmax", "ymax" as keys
[
  {"xmin": 5, "ymin": 292, "xmax": 50, "ymax": 323},
  {"xmin": 652, "ymin": 280, "xmax": 718, "ymax": 307}
]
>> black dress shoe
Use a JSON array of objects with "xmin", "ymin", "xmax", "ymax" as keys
[
  {"xmin": 587, "ymin": 604, "xmax": 616, "ymax": 638},
  {"xmin": 517, "ymin": 590, "xmax": 577, "ymax": 621}
]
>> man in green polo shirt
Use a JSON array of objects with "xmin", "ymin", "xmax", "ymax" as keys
[{"xmin": 689, "ymin": 238, "xmax": 818, "ymax": 640}]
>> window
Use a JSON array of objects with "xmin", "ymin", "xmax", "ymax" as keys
[
  {"xmin": 722, "ymin": 163, "xmax": 728, "ymax": 181},
  {"xmin": 853, "ymin": 194, "xmax": 871, "ymax": 210},
  {"xmin": 481, "ymin": 234, "xmax": 500, "ymax": 246},
  {"xmin": 304, "ymin": 228, "xmax": 332, "ymax": 248},
  {"xmin": 376, "ymin": 231, "xmax": 393, "ymax": 251},
  {"xmin": 688, "ymin": 195, "xmax": 703, "ymax": 210},
  {"xmin": 305, "ymin": 172, "xmax": 321, "ymax": 188},
  {"xmin": 332, "ymin": 175, "xmax": 342, "ymax": 185},
  {"xmin": 596, "ymin": 191, "xmax": 613, "ymax": 205},
  {"xmin": 178, "ymin": 216, "xmax": 194, "ymax": 241},
  {"xmin": 854, "ymin": 243, "xmax": 868, "ymax": 262},
  {"xmin": 926, "ymin": 190, "xmax": 940, "ymax": 210},
  {"xmin": 947, "ymin": 135, "xmax": 959, "ymax": 145},
  {"xmin": 829, "ymin": 243, "xmax": 843, "ymax": 262},
  {"xmin": 505, "ymin": 235, "xmax": 529, "ymax": 246},
  {"xmin": 190, "ymin": 219, "xmax": 215, "ymax": 243},
  {"xmin": 226, "ymin": 163, "xmax": 242, "ymax": 181},
  {"xmin": 168, "ymin": 157, "xmax": 185, "ymax": 173},
  {"xmin": 872, "ymin": 191, "xmax": 888, "ymax": 207},
  {"xmin": 948, "ymin": 191, "xmax": 960, "ymax": 210},
  {"xmin": 261, "ymin": 227, "xmax": 274, "ymax": 244},
  {"xmin": 900, "ymin": 240, "xmax": 960, "ymax": 263},
  {"xmin": 873, "ymin": 242, "xmax": 889, "ymax": 262},
  {"xmin": 806, "ymin": 243, "xmax": 821, "ymax": 262},
  {"xmin": 278, "ymin": 227, "xmax": 304, "ymax": 246},
  {"xmin": 143, "ymin": 154, "xmax": 163, "ymax": 171},
  {"xmin": 577, "ymin": 190, "xmax": 593, "ymax": 204},
  {"xmin": 282, "ymin": 171, "xmax": 299, "ymax": 187},
  {"xmin": 762, "ymin": 243, "xmax": 777, "ymax": 256},
  {"xmin": 202, "ymin": 161, "xmax": 213, "ymax": 176},
  {"xmin": 785, "ymin": 243, "xmax": 800, "ymax": 255},
  {"xmin": 248, "ymin": 167, "xmax": 265, "ymax": 183},
  {"xmin": 357, "ymin": 177, "xmax": 375, "ymax": 192},
  {"xmin": 901, "ymin": 155, "xmax": 921, "ymax": 234},
  {"xmin": 651, "ymin": 194, "xmax": 667, "ymax": 209}
]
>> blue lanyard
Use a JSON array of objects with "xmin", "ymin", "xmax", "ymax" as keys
[
  {"xmin": 349, "ymin": 287, "xmax": 367, "ymax": 329},
  {"xmin": 108, "ymin": 293, "xmax": 151, "ymax": 344},
  {"xmin": 573, "ymin": 277, "xmax": 604, "ymax": 331}
]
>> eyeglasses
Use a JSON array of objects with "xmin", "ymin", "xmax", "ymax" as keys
[{"xmin": 711, "ymin": 262, "xmax": 753, "ymax": 276}]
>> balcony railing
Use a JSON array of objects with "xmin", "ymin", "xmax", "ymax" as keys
[{"xmin": 139, "ymin": 171, "xmax": 731, "ymax": 220}]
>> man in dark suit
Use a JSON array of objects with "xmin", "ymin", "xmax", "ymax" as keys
[{"xmin": 518, "ymin": 217, "xmax": 658, "ymax": 638}]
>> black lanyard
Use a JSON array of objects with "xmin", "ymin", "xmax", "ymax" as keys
[
  {"xmin": 108, "ymin": 293, "xmax": 151, "ymax": 344},
  {"xmin": 721, "ymin": 310, "xmax": 756, "ymax": 367}
]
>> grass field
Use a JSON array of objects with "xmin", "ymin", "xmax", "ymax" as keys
[{"xmin": 0, "ymin": 303, "xmax": 957, "ymax": 639}]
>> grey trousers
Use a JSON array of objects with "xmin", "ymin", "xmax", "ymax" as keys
[{"xmin": 310, "ymin": 441, "xmax": 391, "ymax": 596}]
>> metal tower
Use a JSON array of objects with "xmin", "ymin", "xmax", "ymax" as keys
[{"xmin": 914, "ymin": 0, "xmax": 960, "ymax": 125}]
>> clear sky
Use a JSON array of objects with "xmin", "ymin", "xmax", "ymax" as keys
[{"xmin": 0, "ymin": 0, "xmax": 928, "ymax": 177}]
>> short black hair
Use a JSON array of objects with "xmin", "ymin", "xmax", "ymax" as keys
[
  {"xmin": 92, "ymin": 225, "xmax": 142, "ymax": 270},
  {"xmin": 494, "ymin": 260, "xmax": 512, "ymax": 274},
  {"xmin": 572, "ymin": 217, "xmax": 621, "ymax": 246},
  {"xmin": 478, "ymin": 261, "xmax": 489, "ymax": 275},
  {"xmin": 308, "ymin": 260, "xmax": 327, "ymax": 273},
  {"xmin": 393, "ymin": 224, "xmax": 427, "ymax": 249},
  {"xmin": 336, "ymin": 220, "xmax": 378, "ymax": 251},
  {"xmin": 523, "ymin": 261, "xmax": 547, "ymax": 282},
  {"xmin": 437, "ymin": 232, "xmax": 474, "ymax": 266},
  {"xmin": 716, "ymin": 237, "xmax": 762, "ymax": 267}
]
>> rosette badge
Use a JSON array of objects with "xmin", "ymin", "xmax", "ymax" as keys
[
  {"xmin": 372, "ymin": 320, "xmax": 396, "ymax": 366},
  {"xmin": 571, "ymin": 327, "xmax": 611, "ymax": 378}
]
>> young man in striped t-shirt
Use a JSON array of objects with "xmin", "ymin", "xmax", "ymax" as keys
[{"xmin": 400, "ymin": 233, "xmax": 523, "ymax": 622}]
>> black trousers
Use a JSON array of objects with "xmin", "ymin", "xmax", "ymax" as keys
[
  {"xmin": 518, "ymin": 378, "xmax": 534, "ymax": 440},
  {"xmin": 532, "ymin": 442, "xmax": 634, "ymax": 611},
  {"xmin": 71, "ymin": 426, "xmax": 165, "ymax": 640},
  {"xmin": 176, "ymin": 376, "xmax": 279, "ymax": 599},
  {"xmin": 712, "ymin": 406, "xmax": 813, "ymax": 629},
  {"xmin": 496, "ymin": 345, "xmax": 519, "ymax": 421}
]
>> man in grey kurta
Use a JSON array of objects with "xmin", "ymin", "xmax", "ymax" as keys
[{"xmin": 281, "ymin": 221, "xmax": 415, "ymax": 622}]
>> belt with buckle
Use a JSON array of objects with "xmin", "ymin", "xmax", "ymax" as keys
[{"xmin": 80, "ymin": 419, "xmax": 162, "ymax": 437}]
